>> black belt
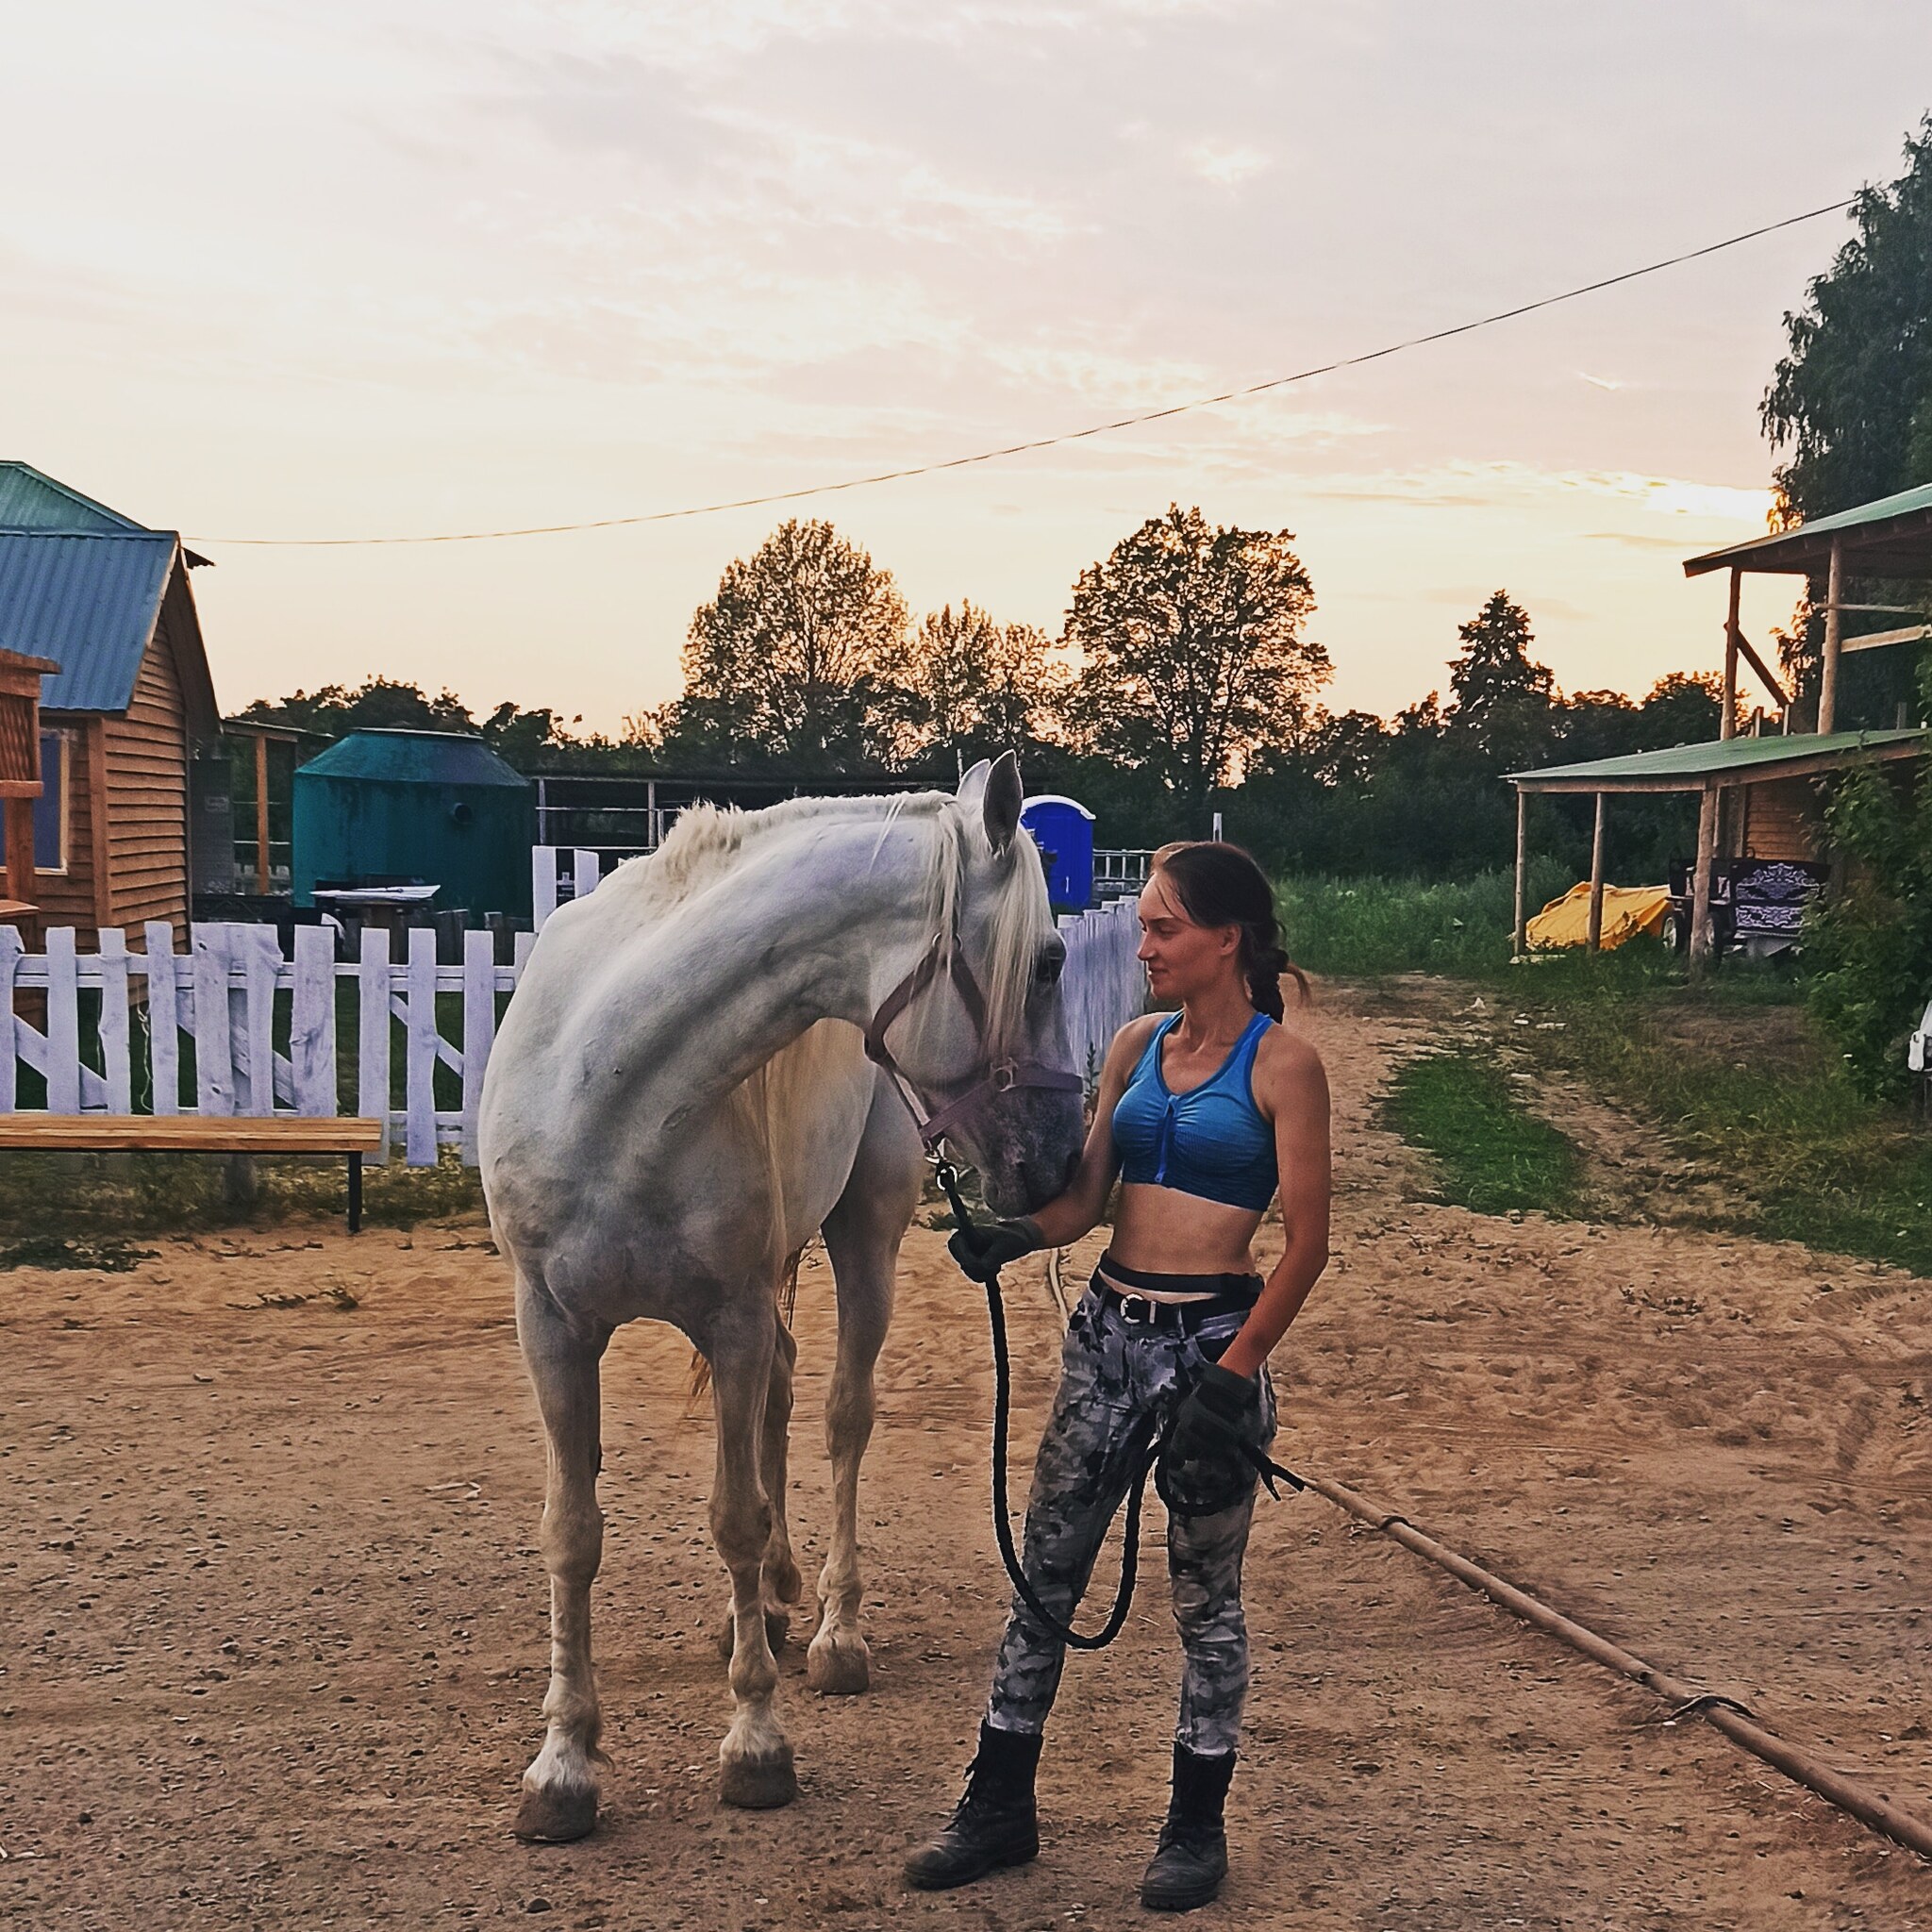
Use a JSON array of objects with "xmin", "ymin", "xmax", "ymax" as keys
[{"xmin": 1091, "ymin": 1264, "xmax": 1259, "ymax": 1334}]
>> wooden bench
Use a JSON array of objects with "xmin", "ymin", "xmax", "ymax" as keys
[{"xmin": 0, "ymin": 1115, "xmax": 386, "ymax": 1232}]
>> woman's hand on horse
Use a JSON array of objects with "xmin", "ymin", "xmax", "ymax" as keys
[{"xmin": 946, "ymin": 1217, "xmax": 1045, "ymax": 1283}]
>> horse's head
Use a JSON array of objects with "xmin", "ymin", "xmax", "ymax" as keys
[{"xmin": 877, "ymin": 753, "xmax": 1086, "ymax": 1216}]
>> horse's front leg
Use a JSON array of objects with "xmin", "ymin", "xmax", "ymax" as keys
[
  {"xmin": 708, "ymin": 1303, "xmax": 799, "ymax": 1808},
  {"xmin": 512, "ymin": 1272, "xmax": 612, "ymax": 1842}
]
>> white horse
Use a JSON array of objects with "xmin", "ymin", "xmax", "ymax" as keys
[{"xmin": 478, "ymin": 755, "xmax": 1085, "ymax": 1837}]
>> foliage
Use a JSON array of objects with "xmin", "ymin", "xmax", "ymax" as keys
[
  {"xmin": 1446, "ymin": 591, "xmax": 1554, "ymax": 768},
  {"xmin": 1802, "ymin": 655, "xmax": 1932, "ymax": 1097},
  {"xmin": 897, "ymin": 601, "xmax": 1066, "ymax": 768},
  {"xmin": 675, "ymin": 518, "xmax": 911, "ymax": 768},
  {"xmin": 1063, "ymin": 504, "xmax": 1326, "ymax": 815},
  {"xmin": 1763, "ymin": 117, "xmax": 1932, "ymax": 523},
  {"xmin": 1383, "ymin": 1048, "xmax": 1585, "ymax": 1219}
]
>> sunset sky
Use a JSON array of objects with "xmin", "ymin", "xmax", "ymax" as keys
[{"xmin": 7, "ymin": 2, "xmax": 1932, "ymax": 734}]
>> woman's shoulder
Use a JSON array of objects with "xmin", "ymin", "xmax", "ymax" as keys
[
  {"xmin": 1252, "ymin": 1015, "xmax": 1327, "ymax": 1092},
  {"xmin": 1108, "ymin": 1011, "xmax": 1168, "ymax": 1064}
]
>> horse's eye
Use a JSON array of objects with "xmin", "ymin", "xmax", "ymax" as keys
[{"xmin": 1036, "ymin": 942, "xmax": 1065, "ymax": 987}]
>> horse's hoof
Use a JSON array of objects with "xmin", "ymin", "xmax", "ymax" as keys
[
  {"xmin": 806, "ymin": 1634, "xmax": 872, "ymax": 1696},
  {"xmin": 713, "ymin": 1607, "xmax": 790, "ymax": 1662},
  {"xmin": 718, "ymin": 1743, "xmax": 797, "ymax": 1810},
  {"xmin": 514, "ymin": 1783, "xmax": 598, "ymax": 1843}
]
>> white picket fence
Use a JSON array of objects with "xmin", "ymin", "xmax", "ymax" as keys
[
  {"xmin": 1058, "ymin": 897, "xmax": 1147, "ymax": 1087},
  {"xmin": 0, "ymin": 922, "xmax": 526, "ymax": 1167},
  {"xmin": 0, "ymin": 881, "xmax": 1146, "ymax": 1169}
]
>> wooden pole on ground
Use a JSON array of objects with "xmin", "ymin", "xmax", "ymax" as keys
[
  {"xmin": 1586, "ymin": 792, "xmax": 1607, "ymax": 951},
  {"xmin": 1721, "ymin": 567, "xmax": 1740, "ymax": 740},
  {"xmin": 1819, "ymin": 535, "xmax": 1844, "ymax": 734},
  {"xmin": 1689, "ymin": 781, "xmax": 1719, "ymax": 973},
  {"xmin": 254, "ymin": 732, "xmax": 273, "ymax": 896},
  {"xmin": 1512, "ymin": 787, "xmax": 1527, "ymax": 958}
]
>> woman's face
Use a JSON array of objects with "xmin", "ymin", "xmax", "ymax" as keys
[{"xmin": 1135, "ymin": 870, "xmax": 1240, "ymax": 1003}]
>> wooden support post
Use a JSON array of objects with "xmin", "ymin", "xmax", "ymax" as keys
[
  {"xmin": 1512, "ymin": 787, "xmax": 1528, "ymax": 958},
  {"xmin": 254, "ymin": 732, "xmax": 272, "ymax": 895},
  {"xmin": 1689, "ymin": 782, "xmax": 1720, "ymax": 974},
  {"xmin": 4, "ymin": 796, "xmax": 34, "ymax": 905},
  {"xmin": 1721, "ymin": 567, "xmax": 1740, "ymax": 740},
  {"xmin": 1819, "ymin": 535, "xmax": 1843, "ymax": 734},
  {"xmin": 1586, "ymin": 792, "xmax": 1607, "ymax": 952}
]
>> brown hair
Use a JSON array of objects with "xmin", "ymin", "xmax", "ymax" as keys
[{"xmin": 1151, "ymin": 841, "xmax": 1309, "ymax": 1021}]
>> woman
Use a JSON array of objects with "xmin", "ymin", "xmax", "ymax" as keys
[{"xmin": 905, "ymin": 841, "xmax": 1331, "ymax": 1913}]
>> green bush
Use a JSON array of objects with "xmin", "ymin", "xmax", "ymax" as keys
[{"xmin": 1804, "ymin": 656, "xmax": 1932, "ymax": 1098}]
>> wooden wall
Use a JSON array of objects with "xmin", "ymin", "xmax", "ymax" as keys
[
  {"xmin": 1739, "ymin": 776, "xmax": 1826, "ymax": 863},
  {"xmin": 32, "ymin": 612, "xmax": 193, "ymax": 950},
  {"xmin": 99, "ymin": 608, "xmax": 191, "ymax": 942}
]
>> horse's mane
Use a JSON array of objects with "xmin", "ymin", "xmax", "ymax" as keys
[{"xmin": 608, "ymin": 785, "xmax": 1055, "ymax": 1056}]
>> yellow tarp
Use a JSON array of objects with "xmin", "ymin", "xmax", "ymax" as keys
[{"xmin": 1524, "ymin": 881, "xmax": 1672, "ymax": 952}]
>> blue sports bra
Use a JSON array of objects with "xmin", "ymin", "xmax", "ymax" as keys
[{"xmin": 1111, "ymin": 1010, "xmax": 1277, "ymax": 1211}]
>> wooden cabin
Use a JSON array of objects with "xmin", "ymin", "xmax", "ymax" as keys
[{"xmin": 0, "ymin": 463, "xmax": 222, "ymax": 947}]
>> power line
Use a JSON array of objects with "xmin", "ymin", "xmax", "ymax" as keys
[{"xmin": 194, "ymin": 195, "xmax": 1854, "ymax": 548}]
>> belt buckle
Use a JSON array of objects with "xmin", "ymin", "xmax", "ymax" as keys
[{"xmin": 1119, "ymin": 1292, "xmax": 1155, "ymax": 1325}]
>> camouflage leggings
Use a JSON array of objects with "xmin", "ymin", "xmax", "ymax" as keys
[{"xmin": 985, "ymin": 1282, "xmax": 1276, "ymax": 1757}]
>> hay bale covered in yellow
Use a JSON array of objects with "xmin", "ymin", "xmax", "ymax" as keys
[{"xmin": 1524, "ymin": 881, "xmax": 1671, "ymax": 952}]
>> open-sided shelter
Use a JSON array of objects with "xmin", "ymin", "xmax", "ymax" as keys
[
  {"xmin": 1507, "ymin": 483, "xmax": 1932, "ymax": 968},
  {"xmin": 0, "ymin": 463, "xmax": 223, "ymax": 946}
]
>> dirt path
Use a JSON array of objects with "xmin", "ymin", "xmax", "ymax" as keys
[{"xmin": 5, "ymin": 988, "xmax": 1931, "ymax": 1929}]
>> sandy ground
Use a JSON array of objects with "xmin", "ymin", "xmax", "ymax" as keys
[{"xmin": 6, "ymin": 984, "xmax": 1932, "ymax": 1930}]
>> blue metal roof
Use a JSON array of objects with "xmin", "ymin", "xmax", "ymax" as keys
[
  {"xmin": 0, "ymin": 532, "xmax": 179, "ymax": 711},
  {"xmin": 0, "ymin": 460, "xmax": 146, "ymax": 534}
]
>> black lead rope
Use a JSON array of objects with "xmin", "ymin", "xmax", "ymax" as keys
[
  {"xmin": 938, "ymin": 1160, "xmax": 1312, "ymax": 1656},
  {"xmin": 938, "ymin": 1159, "xmax": 1158, "ymax": 1651}
]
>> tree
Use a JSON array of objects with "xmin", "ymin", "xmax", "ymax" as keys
[
  {"xmin": 1446, "ymin": 591, "xmax": 1555, "ymax": 769},
  {"xmin": 1063, "ymin": 505, "xmax": 1325, "ymax": 818},
  {"xmin": 900, "ymin": 601, "xmax": 1066, "ymax": 766},
  {"xmin": 237, "ymin": 676, "xmax": 475, "ymax": 740},
  {"xmin": 680, "ymin": 519, "xmax": 910, "ymax": 767},
  {"xmin": 1763, "ymin": 119, "xmax": 1932, "ymax": 523},
  {"xmin": 1805, "ymin": 658, "xmax": 1932, "ymax": 1097}
]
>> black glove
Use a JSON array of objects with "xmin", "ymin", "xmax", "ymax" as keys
[
  {"xmin": 1158, "ymin": 1361, "xmax": 1266, "ymax": 1519},
  {"xmin": 946, "ymin": 1216, "xmax": 1044, "ymax": 1284}
]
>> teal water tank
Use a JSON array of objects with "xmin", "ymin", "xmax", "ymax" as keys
[{"xmin": 292, "ymin": 728, "xmax": 535, "ymax": 916}]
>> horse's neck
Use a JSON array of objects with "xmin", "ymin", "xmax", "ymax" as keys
[{"xmin": 625, "ymin": 820, "xmax": 941, "ymax": 1112}]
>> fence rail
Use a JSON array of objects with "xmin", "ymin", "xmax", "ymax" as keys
[{"xmin": 0, "ymin": 890, "xmax": 1146, "ymax": 1167}]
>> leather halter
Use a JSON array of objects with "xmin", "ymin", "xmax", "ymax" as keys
[{"xmin": 862, "ymin": 927, "xmax": 1082, "ymax": 1149}]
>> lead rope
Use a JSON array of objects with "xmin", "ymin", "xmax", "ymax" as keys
[{"xmin": 936, "ymin": 1158, "xmax": 1161, "ymax": 1651}]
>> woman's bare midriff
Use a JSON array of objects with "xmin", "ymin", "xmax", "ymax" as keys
[{"xmin": 1107, "ymin": 1180, "xmax": 1267, "ymax": 1276}]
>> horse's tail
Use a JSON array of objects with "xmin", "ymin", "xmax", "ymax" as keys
[{"xmin": 685, "ymin": 1246, "xmax": 805, "ymax": 1410}]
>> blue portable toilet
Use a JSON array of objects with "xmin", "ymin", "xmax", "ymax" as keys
[{"xmin": 1021, "ymin": 794, "xmax": 1095, "ymax": 912}]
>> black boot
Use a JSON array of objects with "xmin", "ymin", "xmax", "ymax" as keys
[
  {"xmin": 1140, "ymin": 1743, "xmax": 1234, "ymax": 1912},
  {"xmin": 904, "ymin": 1722, "xmax": 1041, "ymax": 1890}
]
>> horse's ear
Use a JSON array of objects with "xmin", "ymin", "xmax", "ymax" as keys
[
  {"xmin": 983, "ymin": 751, "xmax": 1024, "ymax": 855},
  {"xmin": 956, "ymin": 758, "xmax": 992, "ymax": 808}
]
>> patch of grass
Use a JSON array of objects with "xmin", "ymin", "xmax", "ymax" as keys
[
  {"xmin": 1279, "ymin": 861, "xmax": 1571, "ymax": 979},
  {"xmin": 0, "ymin": 1233, "xmax": 157, "ymax": 1272},
  {"xmin": 1383, "ymin": 1048, "xmax": 1586, "ymax": 1220},
  {"xmin": 0, "ymin": 1146, "xmax": 482, "ymax": 1238},
  {"xmin": 1500, "ymin": 963, "xmax": 1932, "ymax": 1275}
]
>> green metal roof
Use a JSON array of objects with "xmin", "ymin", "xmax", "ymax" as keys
[
  {"xmin": 1509, "ymin": 727, "xmax": 1930, "ymax": 791},
  {"xmin": 296, "ymin": 728, "xmax": 530, "ymax": 789},
  {"xmin": 0, "ymin": 460, "xmax": 146, "ymax": 534},
  {"xmin": 1684, "ymin": 479, "xmax": 1932, "ymax": 577}
]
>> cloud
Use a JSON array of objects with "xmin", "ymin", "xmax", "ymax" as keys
[{"xmin": 1185, "ymin": 142, "xmax": 1272, "ymax": 188}]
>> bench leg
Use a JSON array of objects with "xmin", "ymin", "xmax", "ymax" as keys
[{"xmin": 348, "ymin": 1153, "xmax": 363, "ymax": 1236}]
